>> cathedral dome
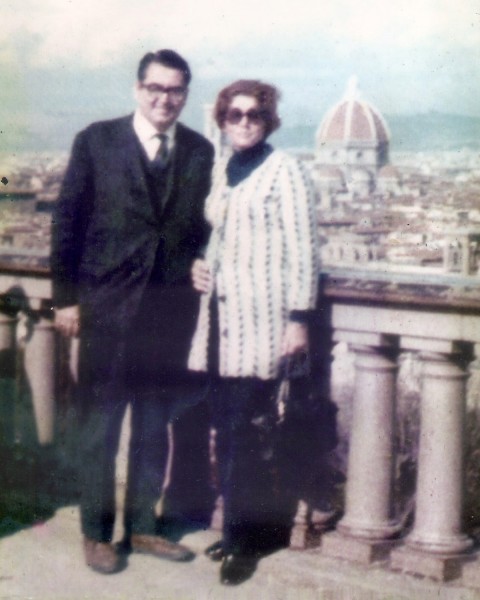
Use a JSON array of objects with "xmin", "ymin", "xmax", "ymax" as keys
[
  {"xmin": 314, "ymin": 77, "xmax": 390, "ymax": 184},
  {"xmin": 316, "ymin": 77, "xmax": 390, "ymax": 147}
]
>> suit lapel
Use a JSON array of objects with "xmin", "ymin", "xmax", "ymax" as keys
[
  {"xmin": 162, "ymin": 123, "xmax": 196, "ymax": 213},
  {"xmin": 160, "ymin": 148, "xmax": 178, "ymax": 212},
  {"xmin": 116, "ymin": 116, "xmax": 159, "ymax": 225}
]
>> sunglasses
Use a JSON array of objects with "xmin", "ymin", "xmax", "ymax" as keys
[{"xmin": 225, "ymin": 108, "xmax": 265, "ymax": 125}]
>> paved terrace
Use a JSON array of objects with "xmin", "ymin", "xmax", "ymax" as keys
[
  {"xmin": 2, "ymin": 503, "xmax": 480, "ymax": 600},
  {"xmin": 3, "ymin": 265, "xmax": 480, "ymax": 598}
]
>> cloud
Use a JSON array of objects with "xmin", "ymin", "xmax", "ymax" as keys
[
  {"xmin": 1, "ymin": 0, "xmax": 479, "ymax": 125},
  {"xmin": 3, "ymin": 0, "xmax": 479, "ymax": 70},
  {"xmin": 322, "ymin": 0, "xmax": 480, "ymax": 48}
]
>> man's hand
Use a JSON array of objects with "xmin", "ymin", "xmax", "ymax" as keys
[
  {"xmin": 281, "ymin": 322, "xmax": 309, "ymax": 357},
  {"xmin": 54, "ymin": 305, "xmax": 81, "ymax": 338},
  {"xmin": 191, "ymin": 259, "xmax": 213, "ymax": 294}
]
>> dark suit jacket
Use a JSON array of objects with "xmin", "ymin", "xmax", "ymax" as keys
[
  {"xmin": 51, "ymin": 115, "xmax": 213, "ymax": 329},
  {"xmin": 51, "ymin": 115, "xmax": 214, "ymax": 378}
]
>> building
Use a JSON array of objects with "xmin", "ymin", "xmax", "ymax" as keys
[{"xmin": 314, "ymin": 76, "xmax": 390, "ymax": 196}]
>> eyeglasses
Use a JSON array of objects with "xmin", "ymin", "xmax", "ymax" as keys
[
  {"xmin": 140, "ymin": 83, "xmax": 187, "ymax": 101},
  {"xmin": 225, "ymin": 108, "xmax": 266, "ymax": 125}
]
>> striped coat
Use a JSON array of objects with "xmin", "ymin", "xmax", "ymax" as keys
[{"xmin": 188, "ymin": 149, "xmax": 319, "ymax": 380}]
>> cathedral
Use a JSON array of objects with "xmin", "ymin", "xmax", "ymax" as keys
[{"xmin": 312, "ymin": 77, "xmax": 402, "ymax": 206}]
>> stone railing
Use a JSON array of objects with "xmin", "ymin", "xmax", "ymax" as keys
[
  {"xmin": 1, "ymin": 263, "xmax": 480, "ymax": 585},
  {"xmin": 316, "ymin": 267, "xmax": 480, "ymax": 584},
  {"xmin": 0, "ymin": 262, "xmax": 58, "ymax": 445}
]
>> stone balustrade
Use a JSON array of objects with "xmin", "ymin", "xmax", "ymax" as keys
[
  {"xmin": 318, "ymin": 269, "xmax": 480, "ymax": 582},
  {"xmin": 2, "ymin": 263, "xmax": 480, "ymax": 584},
  {"xmin": 0, "ymin": 263, "xmax": 56, "ymax": 445}
]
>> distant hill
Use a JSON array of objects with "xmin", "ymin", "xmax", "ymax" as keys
[
  {"xmin": 387, "ymin": 113, "xmax": 480, "ymax": 152},
  {"xmin": 273, "ymin": 112, "xmax": 480, "ymax": 153},
  {"xmin": 2, "ymin": 111, "xmax": 480, "ymax": 154}
]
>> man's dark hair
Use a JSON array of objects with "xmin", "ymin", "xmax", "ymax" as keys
[{"xmin": 137, "ymin": 49, "xmax": 192, "ymax": 86}]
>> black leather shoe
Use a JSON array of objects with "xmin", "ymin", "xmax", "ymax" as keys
[
  {"xmin": 220, "ymin": 554, "xmax": 257, "ymax": 586},
  {"xmin": 205, "ymin": 540, "xmax": 224, "ymax": 562}
]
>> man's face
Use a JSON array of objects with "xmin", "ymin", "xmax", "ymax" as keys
[{"xmin": 135, "ymin": 63, "xmax": 188, "ymax": 132}]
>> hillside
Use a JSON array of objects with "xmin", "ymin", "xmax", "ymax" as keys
[{"xmin": 273, "ymin": 112, "xmax": 480, "ymax": 153}]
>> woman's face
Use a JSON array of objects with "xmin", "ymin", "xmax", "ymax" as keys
[{"xmin": 223, "ymin": 94, "xmax": 266, "ymax": 151}]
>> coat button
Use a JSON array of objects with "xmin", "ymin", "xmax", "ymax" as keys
[
  {"xmin": 217, "ymin": 295, "xmax": 226, "ymax": 302},
  {"xmin": 222, "ymin": 329, "xmax": 228, "ymax": 338}
]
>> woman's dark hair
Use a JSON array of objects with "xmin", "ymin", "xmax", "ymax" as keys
[
  {"xmin": 214, "ymin": 80, "xmax": 281, "ymax": 136},
  {"xmin": 137, "ymin": 49, "xmax": 192, "ymax": 86}
]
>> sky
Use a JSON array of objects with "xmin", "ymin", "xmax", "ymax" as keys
[{"xmin": 1, "ymin": 0, "xmax": 479, "ymax": 151}]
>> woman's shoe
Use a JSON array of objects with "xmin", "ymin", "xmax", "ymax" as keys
[
  {"xmin": 204, "ymin": 540, "xmax": 224, "ymax": 562},
  {"xmin": 220, "ymin": 553, "xmax": 257, "ymax": 585}
]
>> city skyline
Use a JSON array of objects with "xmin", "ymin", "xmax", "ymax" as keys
[{"xmin": 1, "ymin": 0, "xmax": 480, "ymax": 152}]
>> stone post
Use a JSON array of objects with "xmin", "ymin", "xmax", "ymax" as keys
[
  {"xmin": 69, "ymin": 336, "xmax": 80, "ymax": 385},
  {"xmin": 466, "ymin": 342, "xmax": 480, "ymax": 411},
  {"xmin": 24, "ymin": 316, "xmax": 56, "ymax": 445},
  {"xmin": 0, "ymin": 311, "xmax": 18, "ymax": 445},
  {"xmin": 322, "ymin": 332, "xmax": 401, "ymax": 564},
  {"xmin": 391, "ymin": 347, "xmax": 473, "ymax": 581},
  {"xmin": 338, "ymin": 344, "xmax": 399, "ymax": 539},
  {"xmin": 0, "ymin": 312, "xmax": 17, "ymax": 359},
  {"xmin": 288, "ymin": 300, "xmax": 336, "ymax": 549}
]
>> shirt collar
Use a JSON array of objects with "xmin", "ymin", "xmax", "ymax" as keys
[{"xmin": 133, "ymin": 110, "xmax": 177, "ymax": 147}]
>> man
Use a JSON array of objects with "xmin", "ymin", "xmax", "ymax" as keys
[{"xmin": 51, "ymin": 49, "xmax": 214, "ymax": 574}]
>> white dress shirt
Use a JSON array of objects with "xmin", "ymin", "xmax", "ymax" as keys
[{"xmin": 133, "ymin": 110, "xmax": 176, "ymax": 161}]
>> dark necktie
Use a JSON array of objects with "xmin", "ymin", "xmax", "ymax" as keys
[{"xmin": 153, "ymin": 133, "xmax": 169, "ymax": 168}]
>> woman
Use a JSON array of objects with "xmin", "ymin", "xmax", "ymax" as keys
[{"xmin": 189, "ymin": 80, "xmax": 319, "ymax": 585}]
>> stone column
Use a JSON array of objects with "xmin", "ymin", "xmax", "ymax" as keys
[
  {"xmin": 411, "ymin": 351, "xmax": 471, "ymax": 552},
  {"xmin": 0, "ymin": 312, "xmax": 17, "ymax": 358},
  {"xmin": 290, "ymin": 500, "xmax": 312, "ymax": 550},
  {"xmin": 322, "ymin": 332, "xmax": 401, "ymax": 564},
  {"xmin": 338, "ymin": 343, "xmax": 399, "ymax": 539},
  {"xmin": 463, "ymin": 344, "xmax": 480, "ymax": 587},
  {"xmin": 466, "ymin": 342, "xmax": 480, "ymax": 411},
  {"xmin": 24, "ymin": 316, "xmax": 56, "ymax": 445},
  {"xmin": 391, "ymin": 346, "xmax": 473, "ymax": 581},
  {"xmin": 288, "ymin": 302, "xmax": 338, "ymax": 549},
  {"xmin": 0, "ymin": 311, "xmax": 18, "ymax": 445},
  {"xmin": 68, "ymin": 336, "xmax": 80, "ymax": 385}
]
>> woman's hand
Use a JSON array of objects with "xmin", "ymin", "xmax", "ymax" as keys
[
  {"xmin": 54, "ymin": 305, "xmax": 80, "ymax": 338},
  {"xmin": 281, "ymin": 321, "xmax": 309, "ymax": 356},
  {"xmin": 191, "ymin": 259, "xmax": 213, "ymax": 294}
]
